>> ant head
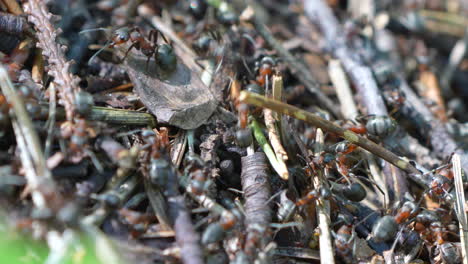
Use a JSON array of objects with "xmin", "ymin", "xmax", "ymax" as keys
[
  {"xmin": 260, "ymin": 56, "xmax": 276, "ymax": 67},
  {"xmin": 112, "ymin": 27, "xmax": 131, "ymax": 45}
]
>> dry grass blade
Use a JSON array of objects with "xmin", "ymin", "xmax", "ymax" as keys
[
  {"xmin": 313, "ymin": 128, "xmax": 334, "ymax": 264},
  {"xmin": 328, "ymin": 60, "xmax": 357, "ymax": 118},
  {"xmin": 41, "ymin": 105, "xmax": 157, "ymax": 127},
  {"xmin": 265, "ymin": 75, "xmax": 288, "ymax": 163},
  {"xmin": 44, "ymin": 83, "xmax": 56, "ymax": 158},
  {"xmin": 453, "ymin": 154, "xmax": 468, "ymax": 264},
  {"xmin": 0, "ymin": 66, "xmax": 54, "ymax": 209}
]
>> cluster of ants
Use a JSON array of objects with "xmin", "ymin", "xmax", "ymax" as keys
[{"xmin": 0, "ymin": 1, "xmax": 463, "ymax": 263}]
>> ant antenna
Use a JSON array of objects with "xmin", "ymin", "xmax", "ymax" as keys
[
  {"xmin": 79, "ymin": 27, "xmax": 112, "ymax": 34},
  {"xmin": 88, "ymin": 40, "xmax": 112, "ymax": 65}
]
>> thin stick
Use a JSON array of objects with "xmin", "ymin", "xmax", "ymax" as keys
[
  {"xmin": 328, "ymin": 60, "xmax": 358, "ymax": 118},
  {"xmin": 399, "ymin": 79, "xmax": 468, "ymax": 174},
  {"xmin": 313, "ymin": 128, "xmax": 335, "ymax": 264},
  {"xmin": 41, "ymin": 105, "xmax": 157, "ymax": 127},
  {"xmin": 441, "ymin": 29, "xmax": 468, "ymax": 93},
  {"xmin": 0, "ymin": 66, "xmax": 55, "ymax": 209},
  {"xmin": 44, "ymin": 83, "xmax": 56, "ymax": 158},
  {"xmin": 239, "ymin": 91, "xmax": 429, "ymax": 185},
  {"xmin": 453, "ymin": 154, "xmax": 468, "ymax": 264}
]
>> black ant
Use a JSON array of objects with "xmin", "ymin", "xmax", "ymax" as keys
[{"xmin": 85, "ymin": 26, "xmax": 175, "ymax": 72}]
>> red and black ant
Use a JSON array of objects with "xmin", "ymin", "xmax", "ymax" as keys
[
  {"xmin": 85, "ymin": 26, "xmax": 176, "ymax": 72},
  {"xmin": 343, "ymin": 115, "xmax": 397, "ymax": 139},
  {"xmin": 254, "ymin": 56, "xmax": 276, "ymax": 87}
]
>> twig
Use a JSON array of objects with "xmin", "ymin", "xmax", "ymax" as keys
[
  {"xmin": 313, "ymin": 128, "xmax": 334, "ymax": 264},
  {"xmin": 251, "ymin": 118, "xmax": 288, "ymax": 180},
  {"xmin": 241, "ymin": 152, "xmax": 272, "ymax": 259},
  {"xmin": 453, "ymin": 154, "xmax": 468, "ymax": 264},
  {"xmin": 239, "ymin": 91, "xmax": 431, "ymax": 186},
  {"xmin": 418, "ymin": 10, "xmax": 468, "ymax": 37},
  {"xmin": 44, "ymin": 83, "xmax": 56, "ymax": 158},
  {"xmin": 274, "ymin": 247, "xmax": 320, "ymax": 260},
  {"xmin": 163, "ymin": 156, "xmax": 204, "ymax": 264},
  {"xmin": 40, "ymin": 105, "xmax": 157, "ymax": 127},
  {"xmin": 441, "ymin": 28, "xmax": 468, "ymax": 93},
  {"xmin": 25, "ymin": 0, "xmax": 81, "ymax": 121},
  {"xmin": 247, "ymin": 6, "xmax": 341, "ymax": 118},
  {"xmin": 328, "ymin": 60, "xmax": 358, "ymax": 118},
  {"xmin": 304, "ymin": 0, "xmax": 385, "ymax": 116},
  {"xmin": 398, "ymin": 79, "xmax": 468, "ymax": 174},
  {"xmin": 0, "ymin": 66, "xmax": 55, "ymax": 209}
]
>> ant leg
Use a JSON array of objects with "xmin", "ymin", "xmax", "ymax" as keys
[
  {"xmin": 120, "ymin": 42, "xmax": 137, "ymax": 63},
  {"xmin": 350, "ymin": 230, "xmax": 357, "ymax": 262},
  {"xmin": 145, "ymin": 53, "xmax": 152, "ymax": 72},
  {"xmin": 148, "ymin": 29, "xmax": 158, "ymax": 44},
  {"xmin": 158, "ymin": 30, "xmax": 169, "ymax": 44}
]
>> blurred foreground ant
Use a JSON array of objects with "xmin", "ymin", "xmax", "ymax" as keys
[
  {"xmin": 334, "ymin": 224, "xmax": 356, "ymax": 264},
  {"xmin": 85, "ymin": 26, "xmax": 176, "ymax": 72}
]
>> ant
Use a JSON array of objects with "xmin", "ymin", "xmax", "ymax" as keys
[
  {"xmin": 141, "ymin": 128, "xmax": 176, "ymax": 191},
  {"xmin": 343, "ymin": 115, "xmax": 397, "ymax": 139},
  {"xmin": 334, "ymin": 224, "xmax": 355, "ymax": 264},
  {"xmin": 254, "ymin": 56, "xmax": 276, "ymax": 87},
  {"xmin": 371, "ymin": 201, "xmax": 418, "ymax": 243},
  {"xmin": 429, "ymin": 164, "xmax": 453, "ymax": 198},
  {"xmin": 295, "ymin": 187, "xmax": 331, "ymax": 206},
  {"xmin": 86, "ymin": 26, "xmax": 175, "ymax": 72}
]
